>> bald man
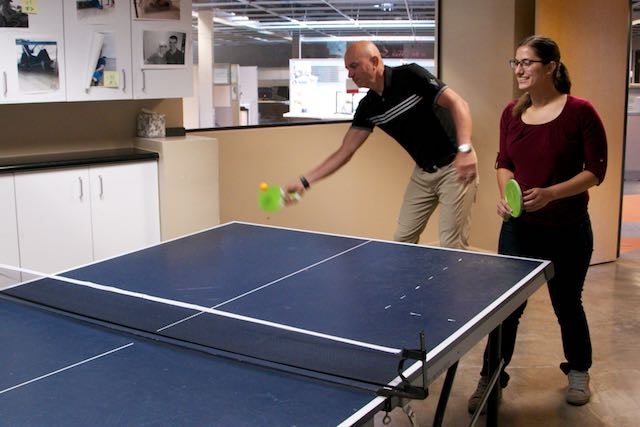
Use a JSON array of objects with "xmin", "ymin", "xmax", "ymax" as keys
[{"xmin": 286, "ymin": 41, "xmax": 478, "ymax": 249}]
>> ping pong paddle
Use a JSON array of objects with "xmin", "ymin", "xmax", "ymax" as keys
[
  {"xmin": 258, "ymin": 182, "xmax": 300, "ymax": 213},
  {"xmin": 505, "ymin": 178, "xmax": 523, "ymax": 218}
]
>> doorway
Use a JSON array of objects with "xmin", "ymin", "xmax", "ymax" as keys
[{"xmin": 624, "ymin": 2, "xmax": 640, "ymax": 255}]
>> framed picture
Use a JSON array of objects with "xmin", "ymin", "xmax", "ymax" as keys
[
  {"xmin": 76, "ymin": 0, "xmax": 116, "ymax": 23},
  {"xmin": 133, "ymin": 0, "xmax": 180, "ymax": 20},
  {"xmin": 142, "ymin": 30, "xmax": 186, "ymax": 68},
  {"xmin": 16, "ymin": 38, "xmax": 60, "ymax": 93},
  {"xmin": 0, "ymin": 0, "xmax": 29, "ymax": 27}
]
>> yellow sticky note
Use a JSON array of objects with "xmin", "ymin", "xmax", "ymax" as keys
[
  {"xmin": 103, "ymin": 71, "xmax": 119, "ymax": 88},
  {"xmin": 22, "ymin": 0, "xmax": 38, "ymax": 14}
]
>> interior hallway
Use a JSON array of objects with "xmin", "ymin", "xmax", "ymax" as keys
[
  {"xmin": 374, "ymin": 183, "xmax": 640, "ymax": 427},
  {"xmin": 621, "ymin": 180, "xmax": 640, "ymax": 254}
]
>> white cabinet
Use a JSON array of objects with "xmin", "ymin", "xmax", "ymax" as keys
[
  {"xmin": 63, "ymin": 0, "xmax": 133, "ymax": 101},
  {"xmin": 14, "ymin": 167, "xmax": 93, "ymax": 273},
  {"xmin": 131, "ymin": 0, "xmax": 193, "ymax": 99},
  {"xmin": 1, "ymin": 0, "xmax": 192, "ymax": 104},
  {"xmin": 0, "ymin": 174, "xmax": 20, "ymax": 287},
  {"xmin": 14, "ymin": 161, "xmax": 160, "ymax": 274},
  {"xmin": 0, "ymin": 0, "xmax": 67, "ymax": 104},
  {"xmin": 89, "ymin": 162, "xmax": 160, "ymax": 260}
]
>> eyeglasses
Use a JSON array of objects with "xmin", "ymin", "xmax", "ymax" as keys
[{"xmin": 508, "ymin": 59, "xmax": 546, "ymax": 69}]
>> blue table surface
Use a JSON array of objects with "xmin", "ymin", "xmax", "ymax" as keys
[
  {"xmin": 1, "ymin": 222, "xmax": 551, "ymax": 426},
  {"xmin": 0, "ymin": 298, "xmax": 376, "ymax": 426}
]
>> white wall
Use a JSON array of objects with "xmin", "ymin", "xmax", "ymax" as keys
[{"xmin": 239, "ymin": 66, "xmax": 259, "ymax": 125}]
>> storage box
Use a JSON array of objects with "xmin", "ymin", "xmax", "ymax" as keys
[{"xmin": 137, "ymin": 109, "xmax": 166, "ymax": 137}]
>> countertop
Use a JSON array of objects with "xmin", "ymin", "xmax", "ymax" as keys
[{"xmin": 0, "ymin": 148, "xmax": 159, "ymax": 174}]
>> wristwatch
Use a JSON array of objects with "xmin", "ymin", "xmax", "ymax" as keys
[{"xmin": 457, "ymin": 143, "xmax": 473, "ymax": 153}]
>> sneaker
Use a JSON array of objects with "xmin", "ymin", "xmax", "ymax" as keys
[
  {"xmin": 566, "ymin": 370, "xmax": 591, "ymax": 405},
  {"xmin": 468, "ymin": 376, "xmax": 501, "ymax": 414}
]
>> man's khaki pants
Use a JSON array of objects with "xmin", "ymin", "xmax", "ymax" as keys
[{"xmin": 393, "ymin": 163, "xmax": 478, "ymax": 249}]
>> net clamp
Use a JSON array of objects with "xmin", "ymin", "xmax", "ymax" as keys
[{"xmin": 376, "ymin": 332, "xmax": 428, "ymax": 400}]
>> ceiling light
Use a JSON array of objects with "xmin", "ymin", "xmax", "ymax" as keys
[
  {"xmin": 213, "ymin": 16, "xmax": 259, "ymax": 29},
  {"xmin": 256, "ymin": 19, "xmax": 434, "ymax": 30}
]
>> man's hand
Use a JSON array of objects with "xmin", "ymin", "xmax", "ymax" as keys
[
  {"xmin": 453, "ymin": 149, "xmax": 477, "ymax": 184},
  {"xmin": 283, "ymin": 180, "xmax": 305, "ymax": 205}
]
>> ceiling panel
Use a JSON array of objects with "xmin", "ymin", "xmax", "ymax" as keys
[{"xmin": 192, "ymin": 1, "xmax": 437, "ymax": 45}]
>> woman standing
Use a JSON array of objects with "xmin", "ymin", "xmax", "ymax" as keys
[{"xmin": 468, "ymin": 35, "xmax": 608, "ymax": 414}]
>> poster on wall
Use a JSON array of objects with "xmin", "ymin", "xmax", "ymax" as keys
[
  {"xmin": 0, "ymin": 0, "xmax": 29, "ymax": 27},
  {"xmin": 142, "ymin": 30, "xmax": 185, "ymax": 68},
  {"xmin": 76, "ymin": 0, "xmax": 116, "ymax": 22},
  {"xmin": 15, "ymin": 38, "xmax": 60, "ymax": 93},
  {"xmin": 85, "ymin": 32, "xmax": 118, "ymax": 89},
  {"xmin": 133, "ymin": 0, "xmax": 180, "ymax": 20}
]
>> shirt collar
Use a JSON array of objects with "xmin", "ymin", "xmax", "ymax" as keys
[
  {"xmin": 383, "ymin": 65, "xmax": 393, "ymax": 89},
  {"xmin": 373, "ymin": 65, "xmax": 392, "ymax": 98}
]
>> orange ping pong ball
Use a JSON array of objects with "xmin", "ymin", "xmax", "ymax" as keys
[{"xmin": 259, "ymin": 182, "xmax": 268, "ymax": 192}]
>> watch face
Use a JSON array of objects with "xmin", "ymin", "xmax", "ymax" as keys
[{"xmin": 458, "ymin": 143, "xmax": 472, "ymax": 153}]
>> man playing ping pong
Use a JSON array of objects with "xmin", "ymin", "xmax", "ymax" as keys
[{"xmin": 285, "ymin": 41, "xmax": 478, "ymax": 249}]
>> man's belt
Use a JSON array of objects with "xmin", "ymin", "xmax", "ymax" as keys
[{"xmin": 422, "ymin": 153, "xmax": 456, "ymax": 173}]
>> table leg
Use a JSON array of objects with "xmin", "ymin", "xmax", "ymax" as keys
[
  {"xmin": 487, "ymin": 325, "xmax": 502, "ymax": 427},
  {"xmin": 433, "ymin": 362, "xmax": 458, "ymax": 427}
]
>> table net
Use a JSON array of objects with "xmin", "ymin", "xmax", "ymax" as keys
[{"xmin": 0, "ymin": 264, "xmax": 422, "ymax": 394}]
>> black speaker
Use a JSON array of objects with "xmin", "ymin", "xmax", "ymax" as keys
[{"xmin": 165, "ymin": 127, "xmax": 186, "ymax": 137}]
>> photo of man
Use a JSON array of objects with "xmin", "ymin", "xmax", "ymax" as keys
[
  {"xmin": 165, "ymin": 34, "xmax": 184, "ymax": 64},
  {"xmin": 142, "ymin": 30, "xmax": 186, "ymax": 68}
]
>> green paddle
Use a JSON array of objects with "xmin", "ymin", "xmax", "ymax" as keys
[
  {"xmin": 258, "ymin": 182, "xmax": 300, "ymax": 213},
  {"xmin": 505, "ymin": 178, "xmax": 523, "ymax": 218}
]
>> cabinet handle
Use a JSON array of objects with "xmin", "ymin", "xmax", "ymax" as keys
[
  {"xmin": 99, "ymin": 175, "xmax": 104, "ymax": 199},
  {"xmin": 2, "ymin": 71, "xmax": 6, "ymax": 97},
  {"xmin": 141, "ymin": 69, "xmax": 145, "ymax": 92},
  {"xmin": 121, "ymin": 69, "xmax": 126, "ymax": 91},
  {"xmin": 78, "ymin": 177, "xmax": 84, "ymax": 200}
]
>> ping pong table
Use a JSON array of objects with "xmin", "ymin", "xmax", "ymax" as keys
[{"xmin": 0, "ymin": 221, "xmax": 553, "ymax": 426}]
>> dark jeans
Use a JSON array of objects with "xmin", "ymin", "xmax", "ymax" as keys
[{"xmin": 480, "ymin": 216, "xmax": 594, "ymax": 386}]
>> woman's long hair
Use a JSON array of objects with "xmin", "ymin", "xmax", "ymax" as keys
[{"xmin": 513, "ymin": 35, "xmax": 571, "ymax": 117}]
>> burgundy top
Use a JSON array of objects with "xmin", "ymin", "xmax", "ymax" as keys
[{"xmin": 496, "ymin": 95, "xmax": 607, "ymax": 227}]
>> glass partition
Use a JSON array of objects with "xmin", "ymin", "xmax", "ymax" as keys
[{"xmin": 188, "ymin": 0, "xmax": 438, "ymax": 129}]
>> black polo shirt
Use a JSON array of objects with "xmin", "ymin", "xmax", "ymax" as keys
[{"xmin": 352, "ymin": 64, "xmax": 458, "ymax": 171}]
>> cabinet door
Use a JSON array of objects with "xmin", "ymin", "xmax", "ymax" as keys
[
  {"xmin": 63, "ymin": 0, "xmax": 133, "ymax": 101},
  {"xmin": 14, "ymin": 167, "xmax": 93, "ymax": 274},
  {"xmin": 130, "ymin": 0, "xmax": 193, "ymax": 99},
  {"xmin": 89, "ymin": 161, "xmax": 160, "ymax": 261},
  {"xmin": 0, "ymin": 174, "xmax": 20, "ymax": 286},
  {"xmin": 0, "ymin": 1, "xmax": 66, "ymax": 104}
]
